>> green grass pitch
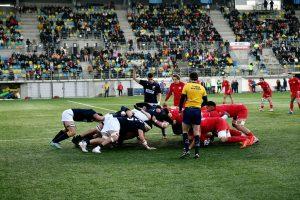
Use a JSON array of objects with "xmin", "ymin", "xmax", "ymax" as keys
[{"xmin": 0, "ymin": 92, "xmax": 299, "ymax": 200}]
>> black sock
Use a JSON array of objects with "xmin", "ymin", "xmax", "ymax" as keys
[
  {"xmin": 52, "ymin": 130, "xmax": 65, "ymax": 142},
  {"xmin": 86, "ymin": 140, "xmax": 90, "ymax": 145},
  {"xmin": 71, "ymin": 135, "xmax": 83, "ymax": 145},
  {"xmin": 161, "ymin": 128, "xmax": 166, "ymax": 137},
  {"xmin": 53, "ymin": 132, "xmax": 69, "ymax": 143},
  {"xmin": 182, "ymin": 133, "xmax": 189, "ymax": 152},
  {"xmin": 194, "ymin": 135, "xmax": 200, "ymax": 155}
]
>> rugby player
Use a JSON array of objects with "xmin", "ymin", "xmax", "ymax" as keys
[
  {"xmin": 179, "ymin": 72, "xmax": 207, "ymax": 159},
  {"xmin": 78, "ymin": 116, "xmax": 154, "ymax": 153},
  {"xmin": 189, "ymin": 117, "xmax": 252, "ymax": 149},
  {"xmin": 257, "ymin": 77, "xmax": 273, "ymax": 111},
  {"xmin": 203, "ymin": 101, "xmax": 257, "ymax": 143},
  {"xmin": 50, "ymin": 108, "xmax": 104, "ymax": 149},
  {"xmin": 165, "ymin": 74, "xmax": 185, "ymax": 106},
  {"xmin": 222, "ymin": 77, "xmax": 234, "ymax": 104},
  {"xmin": 135, "ymin": 103, "xmax": 171, "ymax": 139},
  {"xmin": 288, "ymin": 73, "xmax": 300, "ymax": 114},
  {"xmin": 133, "ymin": 67, "xmax": 161, "ymax": 106}
]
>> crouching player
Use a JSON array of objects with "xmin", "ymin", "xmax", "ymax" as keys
[
  {"xmin": 78, "ymin": 115, "xmax": 155, "ymax": 153},
  {"xmin": 203, "ymin": 101, "xmax": 258, "ymax": 143},
  {"xmin": 135, "ymin": 103, "xmax": 171, "ymax": 139},
  {"xmin": 50, "ymin": 108, "xmax": 104, "ymax": 149},
  {"xmin": 78, "ymin": 114, "xmax": 121, "ymax": 153},
  {"xmin": 195, "ymin": 117, "xmax": 252, "ymax": 149},
  {"xmin": 161, "ymin": 104, "xmax": 183, "ymax": 135}
]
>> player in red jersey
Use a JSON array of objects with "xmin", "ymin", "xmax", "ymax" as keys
[
  {"xmin": 288, "ymin": 74, "xmax": 300, "ymax": 114},
  {"xmin": 257, "ymin": 77, "xmax": 273, "ymax": 112},
  {"xmin": 189, "ymin": 117, "xmax": 252, "ymax": 149},
  {"xmin": 222, "ymin": 77, "xmax": 234, "ymax": 104},
  {"xmin": 164, "ymin": 105, "xmax": 183, "ymax": 135},
  {"xmin": 165, "ymin": 74, "xmax": 185, "ymax": 106},
  {"xmin": 203, "ymin": 101, "xmax": 258, "ymax": 143}
]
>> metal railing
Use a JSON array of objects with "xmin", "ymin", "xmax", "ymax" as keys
[{"xmin": 1, "ymin": 64, "xmax": 299, "ymax": 82}]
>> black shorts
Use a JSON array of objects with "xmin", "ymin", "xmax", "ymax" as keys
[
  {"xmin": 172, "ymin": 123, "xmax": 182, "ymax": 135},
  {"xmin": 183, "ymin": 107, "xmax": 201, "ymax": 125}
]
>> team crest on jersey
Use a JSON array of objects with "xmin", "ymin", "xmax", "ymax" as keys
[{"xmin": 153, "ymin": 86, "xmax": 156, "ymax": 89}]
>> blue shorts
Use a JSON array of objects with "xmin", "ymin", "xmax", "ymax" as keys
[{"xmin": 183, "ymin": 107, "xmax": 201, "ymax": 125}]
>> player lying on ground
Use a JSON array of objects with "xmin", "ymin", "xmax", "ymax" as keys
[
  {"xmin": 288, "ymin": 73, "xmax": 300, "ymax": 114},
  {"xmin": 202, "ymin": 101, "xmax": 259, "ymax": 143},
  {"xmin": 257, "ymin": 77, "xmax": 274, "ymax": 112},
  {"xmin": 50, "ymin": 108, "xmax": 104, "ymax": 149},
  {"xmin": 78, "ymin": 116, "xmax": 154, "ymax": 153}
]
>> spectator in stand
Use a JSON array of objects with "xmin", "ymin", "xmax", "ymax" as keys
[
  {"xmin": 264, "ymin": 0, "xmax": 268, "ymax": 10},
  {"xmin": 270, "ymin": 0, "xmax": 274, "ymax": 10},
  {"xmin": 117, "ymin": 82, "xmax": 124, "ymax": 96}
]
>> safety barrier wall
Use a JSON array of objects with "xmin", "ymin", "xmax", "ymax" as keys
[{"xmin": 0, "ymin": 76, "xmax": 288, "ymax": 99}]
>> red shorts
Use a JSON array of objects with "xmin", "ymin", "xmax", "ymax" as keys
[
  {"xmin": 291, "ymin": 91, "xmax": 300, "ymax": 99},
  {"xmin": 262, "ymin": 92, "xmax": 272, "ymax": 99},
  {"xmin": 224, "ymin": 89, "xmax": 232, "ymax": 95}
]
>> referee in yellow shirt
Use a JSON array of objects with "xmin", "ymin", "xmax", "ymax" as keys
[{"xmin": 179, "ymin": 72, "xmax": 207, "ymax": 159}]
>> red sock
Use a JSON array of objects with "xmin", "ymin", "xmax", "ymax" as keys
[
  {"xmin": 227, "ymin": 136, "xmax": 247, "ymax": 143},
  {"xmin": 260, "ymin": 104, "xmax": 264, "ymax": 109},
  {"xmin": 247, "ymin": 132, "xmax": 254, "ymax": 137},
  {"xmin": 290, "ymin": 102, "xmax": 294, "ymax": 111},
  {"xmin": 298, "ymin": 103, "xmax": 300, "ymax": 109},
  {"xmin": 270, "ymin": 104, "xmax": 273, "ymax": 109},
  {"xmin": 229, "ymin": 129, "xmax": 242, "ymax": 136}
]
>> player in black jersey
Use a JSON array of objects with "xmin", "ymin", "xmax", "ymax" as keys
[
  {"xmin": 133, "ymin": 67, "xmax": 162, "ymax": 105},
  {"xmin": 78, "ymin": 116, "xmax": 154, "ymax": 153},
  {"xmin": 134, "ymin": 103, "xmax": 172, "ymax": 139},
  {"xmin": 50, "ymin": 108, "xmax": 104, "ymax": 149}
]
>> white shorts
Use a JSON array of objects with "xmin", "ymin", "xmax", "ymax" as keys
[
  {"xmin": 61, "ymin": 109, "xmax": 74, "ymax": 122},
  {"xmin": 217, "ymin": 130, "xmax": 231, "ymax": 138},
  {"xmin": 132, "ymin": 109, "xmax": 149, "ymax": 122},
  {"xmin": 101, "ymin": 114, "xmax": 120, "ymax": 137}
]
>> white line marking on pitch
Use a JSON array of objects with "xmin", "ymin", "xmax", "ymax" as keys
[
  {"xmin": 0, "ymin": 138, "xmax": 52, "ymax": 142},
  {"xmin": 67, "ymin": 100, "xmax": 116, "ymax": 112}
]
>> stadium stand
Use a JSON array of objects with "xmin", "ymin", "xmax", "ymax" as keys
[
  {"xmin": 0, "ymin": 11, "xmax": 24, "ymax": 49},
  {"xmin": 0, "ymin": 2, "xmax": 299, "ymax": 81},
  {"xmin": 128, "ymin": 4, "xmax": 222, "ymax": 48},
  {"xmin": 221, "ymin": 7, "xmax": 299, "ymax": 43},
  {"xmin": 272, "ymin": 41, "xmax": 300, "ymax": 65},
  {"xmin": 0, "ymin": 51, "xmax": 82, "ymax": 81}
]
